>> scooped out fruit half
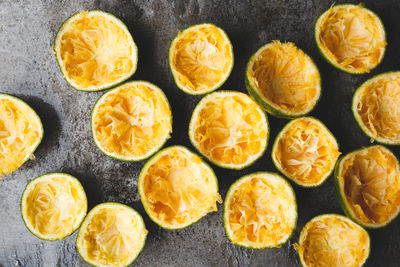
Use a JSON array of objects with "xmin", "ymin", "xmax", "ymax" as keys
[
  {"xmin": 0, "ymin": 93, "xmax": 43, "ymax": 177},
  {"xmin": 138, "ymin": 146, "xmax": 221, "ymax": 229},
  {"xmin": 76, "ymin": 202, "xmax": 147, "ymax": 266},
  {"xmin": 295, "ymin": 214, "xmax": 370, "ymax": 267},
  {"xmin": 246, "ymin": 41, "xmax": 321, "ymax": 118},
  {"xmin": 91, "ymin": 81, "xmax": 172, "ymax": 161},
  {"xmin": 353, "ymin": 71, "xmax": 400, "ymax": 145},
  {"xmin": 169, "ymin": 23, "xmax": 234, "ymax": 95},
  {"xmin": 21, "ymin": 173, "xmax": 87, "ymax": 240},
  {"xmin": 315, "ymin": 4, "xmax": 386, "ymax": 74},
  {"xmin": 189, "ymin": 91, "xmax": 269, "ymax": 169},
  {"xmin": 335, "ymin": 145, "xmax": 400, "ymax": 228},
  {"xmin": 224, "ymin": 172, "xmax": 297, "ymax": 249},
  {"xmin": 272, "ymin": 117, "xmax": 340, "ymax": 187},
  {"xmin": 54, "ymin": 10, "xmax": 138, "ymax": 91}
]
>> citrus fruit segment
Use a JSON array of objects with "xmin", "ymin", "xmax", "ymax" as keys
[
  {"xmin": 315, "ymin": 4, "xmax": 386, "ymax": 74},
  {"xmin": 0, "ymin": 94, "xmax": 43, "ymax": 177},
  {"xmin": 352, "ymin": 72, "xmax": 400, "ymax": 145},
  {"xmin": 189, "ymin": 91, "xmax": 268, "ymax": 169},
  {"xmin": 138, "ymin": 146, "xmax": 221, "ymax": 229},
  {"xmin": 169, "ymin": 23, "xmax": 234, "ymax": 95},
  {"xmin": 54, "ymin": 10, "xmax": 138, "ymax": 91},
  {"xmin": 272, "ymin": 117, "xmax": 340, "ymax": 187},
  {"xmin": 92, "ymin": 81, "xmax": 172, "ymax": 161},
  {"xmin": 245, "ymin": 41, "xmax": 321, "ymax": 118},
  {"xmin": 224, "ymin": 172, "xmax": 297, "ymax": 249},
  {"xmin": 21, "ymin": 173, "xmax": 87, "ymax": 240},
  {"xmin": 76, "ymin": 203, "xmax": 147, "ymax": 267},
  {"xmin": 295, "ymin": 214, "xmax": 370, "ymax": 267},
  {"xmin": 335, "ymin": 145, "xmax": 400, "ymax": 228}
]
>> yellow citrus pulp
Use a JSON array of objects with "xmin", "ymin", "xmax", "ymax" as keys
[
  {"xmin": 55, "ymin": 10, "xmax": 137, "ymax": 91},
  {"xmin": 224, "ymin": 172, "xmax": 297, "ymax": 248},
  {"xmin": 0, "ymin": 94, "xmax": 43, "ymax": 177},
  {"xmin": 315, "ymin": 4, "xmax": 386, "ymax": 73},
  {"xmin": 138, "ymin": 146, "xmax": 221, "ymax": 229},
  {"xmin": 295, "ymin": 214, "xmax": 370, "ymax": 267},
  {"xmin": 189, "ymin": 91, "xmax": 268, "ymax": 169},
  {"xmin": 353, "ymin": 72, "xmax": 400, "ymax": 144},
  {"xmin": 336, "ymin": 145, "xmax": 400, "ymax": 227},
  {"xmin": 272, "ymin": 117, "xmax": 340, "ymax": 187},
  {"xmin": 21, "ymin": 173, "xmax": 87, "ymax": 240},
  {"xmin": 169, "ymin": 23, "xmax": 233, "ymax": 94},
  {"xmin": 92, "ymin": 81, "xmax": 172, "ymax": 161},
  {"xmin": 246, "ymin": 41, "xmax": 320, "ymax": 117},
  {"xmin": 76, "ymin": 203, "xmax": 147, "ymax": 266}
]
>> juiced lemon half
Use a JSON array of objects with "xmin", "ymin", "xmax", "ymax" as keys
[
  {"xmin": 272, "ymin": 117, "xmax": 340, "ymax": 187},
  {"xmin": 0, "ymin": 93, "xmax": 43, "ymax": 177},
  {"xmin": 92, "ymin": 81, "xmax": 172, "ymax": 161},
  {"xmin": 138, "ymin": 146, "xmax": 221, "ymax": 229},
  {"xmin": 21, "ymin": 173, "xmax": 87, "ymax": 240},
  {"xmin": 224, "ymin": 172, "xmax": 297, "ymax": 249},
  {"xmin": 335, "ymin": 145, "xmax": 400, "ymax": 228},
  {"xmin": 353, "ymin": 72, "xmax": 400, "ymax": 145},
  {"xmin": 76, "ymin": 202, "xmax": 147, "ymax": 266},
  {"xmin": 189, "ymin": 91, "xmax": 268, "ymax": 169},
  {"xmin": 246, "ymin": 41, "xmax": 321, "ymax": 118},
  {"xmin": 295, "ymin": 214, "xmax": 370, "ymax": 267},
  {"xmin": 54, "ymin": 10, "xmax": 138, "ymax": 91},
  {"xmin": 315, "ymin": 4, "xmax": 386, "ymax": 74},
  {"xmin": 169, "ymin": 23, "xmax": 234, "ymax": 95}
]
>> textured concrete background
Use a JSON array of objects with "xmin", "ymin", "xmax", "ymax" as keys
[{"xmin": 1, "ymin": 0, "xmax": 400, "ymax": 266}]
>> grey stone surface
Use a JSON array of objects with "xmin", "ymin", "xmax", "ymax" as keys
[{"xmin": 1, "ymin": 0, "xmax": 400, "ymax": 266}]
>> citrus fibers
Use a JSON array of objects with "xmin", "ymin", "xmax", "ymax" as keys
[
  {"xmin": 76, "ymin": 203, "xmax": 147, "ymax": 267},
  {"xmin": 0, "ymin": 94, "xmax": 43, "ymax": 177},
  {"xmin": 169, "ymin": 23, "xmax": 234, "ymax": 95},
  {"xmin": 138, "ymin": 146, "xmax": 221, "ymax": 229},
  {"xmin": 335, "ymin": 145, "xmax": 400, "ymax": 228},
  {"xmin": 295, "ymin": 214, "xmax": 370, "ymax": 267},
  {"xmin": 315, "ymin": 4, "xmax": 386, "ymax": 74},
  {"xmin": 272, "ymin": 117, "xmax": 340, "ymax": 187},
  {"xmin": 91, "ymin": 81, "xmax": 172, "ymax": 161},
  {"xmin": 246, "ymin": 41, "xmax": 321, "ymax": 118},
  {"xmin": 224, "ymin": 172, "xmax": 297, "ymax": 248},
  {"xmin": 54, "ymin": 10, "xmax": 138, "ymax": 91},
  {"xmin": 189, "ymin": 91, "xmax": 268, "ymax": 169},
  {"xmin": 353, "ymin": 72, "xmax": 400, "ymax": 145},
  {"xmin": 21, "ymin": 173, "xmax": 87, "ymax": 240}
]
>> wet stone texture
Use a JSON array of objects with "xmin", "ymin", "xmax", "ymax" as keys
[{"xmin": 1, "ymin": 0, "xmax": 400, "ymax": 266}]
